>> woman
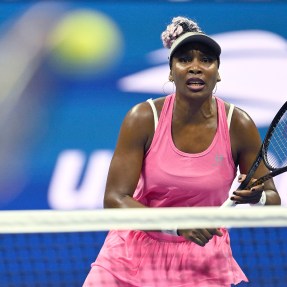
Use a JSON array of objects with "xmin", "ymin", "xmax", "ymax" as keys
[{"xmin": 83, "ymin": 16, "xmax": 281, "ymax": 287}]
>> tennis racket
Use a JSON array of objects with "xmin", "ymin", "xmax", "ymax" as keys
[{"xmin": 222, "ymin": 101, "xmax": 287, "ymax": 207}]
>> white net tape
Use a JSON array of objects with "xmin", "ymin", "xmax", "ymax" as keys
[{"xmin": 1, "ymin": 206, "xmax": 287, "ymax": 233}]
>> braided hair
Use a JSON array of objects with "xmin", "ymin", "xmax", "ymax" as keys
[{"xmin": 161, "ymin": 16, "xmax": 202, "ymax": 49}]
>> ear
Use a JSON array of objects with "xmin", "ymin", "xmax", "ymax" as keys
[
  {"xmin": 169, "ymin": 72, "xmax": 173, "ymax": 82},
  {"xmin": 217, "ymin": 72, "xmax": 221, "ymax": 82}
]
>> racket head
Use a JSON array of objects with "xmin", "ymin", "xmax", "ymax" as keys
[
  {"xmin": 262, "ymin": 102, "xmax": 287, "ymax": 171},
  {"xmin": 238, "ymin": 101, "xmax": 287, "ymax": 190}
]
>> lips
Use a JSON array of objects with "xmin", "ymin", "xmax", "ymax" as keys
[{"xmin": 186, "ymin": 77, "xmax": 205, "ymax": 91}]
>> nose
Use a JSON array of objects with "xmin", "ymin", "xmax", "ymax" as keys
[
  {"xmin": 189, "ymin": 67, "xmax": 201, "ymax": 75},
  {"xmin": 188, "ymin": 59, "xmax": 202, "ymax": 75}
]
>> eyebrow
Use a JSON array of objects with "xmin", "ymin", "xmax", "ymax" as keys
[{"xmin": 175, "ymin": 49, "xmax": 217, "ymax": 58}]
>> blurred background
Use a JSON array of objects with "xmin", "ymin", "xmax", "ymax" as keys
[
  {"xmin": 1, "ymin": 1, "xmax": 287, "ymax": 286},
  {"xmin": 1, "ymin": 0, "xmax": 287, "ymax": 212}
]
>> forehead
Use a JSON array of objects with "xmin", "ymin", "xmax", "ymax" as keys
[{"xmin": 173, "ymin": 42, "xmax": 217, "ymax": 57}]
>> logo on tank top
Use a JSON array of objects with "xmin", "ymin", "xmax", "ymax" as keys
[{"xmin": 213, "ymin": 154, "xmax": 224, "ymax": 166}]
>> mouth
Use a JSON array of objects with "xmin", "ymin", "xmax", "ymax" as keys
[{"xmin": 186, "ymin": 78, "xmax": 205, "ymax": 91}]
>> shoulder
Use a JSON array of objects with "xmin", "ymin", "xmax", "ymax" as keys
[
  {"xmin": 222, "ymin": 101, "xmax": 261, "ymax": 163},
  {"xmin": 120, "ymin": 97, "xmax": 166, "ymax": 146},
  {"xmin": 228, "ymin": 103, "xmax": 261, "ymax": 155},
  {"xmin": 124, "ymin": 97, "xmax": 166, "ymax": 127},
  {"xmin": 231, "ymin": 105, "xmax": 258, "ymax": 132},
  {"xmin": 222, "ymin": 100, "xmax": 257, "ymax": 131}
]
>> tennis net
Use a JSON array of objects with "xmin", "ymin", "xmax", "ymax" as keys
[{"xmin": 1, "ymin": 206, "xmax": 287, "ymax": 287}]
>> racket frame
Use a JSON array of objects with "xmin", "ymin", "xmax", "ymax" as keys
[{"xmin": 222, "ymin": 101, "xmax": 287, "ymax": 207}]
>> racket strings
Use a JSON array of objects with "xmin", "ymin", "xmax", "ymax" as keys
[{"xmin": 266, "ymin": 112, "xmax": 287, "ymax": 169}]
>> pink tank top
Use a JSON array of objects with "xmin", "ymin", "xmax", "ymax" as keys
[
  {"xmin": 134, "ymin": 94, "xmax": 236, "ymax": 207},
  {"xmin": 92, "ymin": 95, "xmax": 248, "ymax": 286}
]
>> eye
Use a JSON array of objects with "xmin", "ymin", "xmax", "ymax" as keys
[
  {"xmin": 178, "ymin": 56, "xmax": 192, "ymax": 63},
  {"xmin": 201, "ymin": 55, "xmax": 216, "ymax": 63}
]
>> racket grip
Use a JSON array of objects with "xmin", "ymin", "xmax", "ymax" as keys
[{"xmin": 220, "ymin": 197, "xmax": 236, "ymax": 208}]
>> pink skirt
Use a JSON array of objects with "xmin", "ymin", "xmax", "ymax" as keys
[{"xmin": 83, "ymin": 229, "xmax": 248, "ymax": 287}]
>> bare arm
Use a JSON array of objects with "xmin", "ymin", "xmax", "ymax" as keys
[
  {"xmin": 104, "ymin": 102, "xmax": 154, "ymax": 208},
  {"xmin": 230, "ymin": 107, "xmax": 281, "ymax": 205}
]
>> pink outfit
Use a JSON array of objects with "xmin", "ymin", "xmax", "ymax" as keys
[{"xmin": 83, "ymin": 94, "xmax": 248, "ymax": 287}]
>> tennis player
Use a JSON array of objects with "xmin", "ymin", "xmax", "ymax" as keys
[{"xmin": 83, "ymin": 16, "xmax": 281, "ymax": 287}]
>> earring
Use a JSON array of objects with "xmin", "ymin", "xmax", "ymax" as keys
[
  {"xmin": 163, "ymin": 80, "xmax": 175, "ymax": 95},
  {"xmin": 212, "ymin": 84, "xmax": 217, "ymax": 95}
]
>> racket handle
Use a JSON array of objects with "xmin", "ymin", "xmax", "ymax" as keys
[{"xmin": 220, "ymin": 197, "xmax": 236, "ymax": 208}]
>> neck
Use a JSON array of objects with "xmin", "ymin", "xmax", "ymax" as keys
[{"xmin": 173, "ymin": 95, "xmax": 215, "ymax": 123}]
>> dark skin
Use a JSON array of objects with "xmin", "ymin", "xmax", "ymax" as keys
[{"xmin": 104, "ymin": 42, "xmax": 281, "ymax": 247}]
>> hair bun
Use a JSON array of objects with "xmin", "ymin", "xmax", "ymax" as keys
[{"xmin": 161, "ymin": 16, "xmax": 202, "ymax": 49}]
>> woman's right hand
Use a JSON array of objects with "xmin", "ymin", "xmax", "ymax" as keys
[{"xmin": 177, "ymin": 228, "xmax": 223, "ymax": 247}]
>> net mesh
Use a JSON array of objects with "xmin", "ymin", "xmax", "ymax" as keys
[
  {"xmin": 1, "ymin": 207, "xmax": 287, "ymax": 287},
  {"xmin": 0, "ymin": 231, "xmax": 107, "ymax": 287}
]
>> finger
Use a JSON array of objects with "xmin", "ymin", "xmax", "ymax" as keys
[
  {"xmin": 191, "ymin": 231, "xmax": 210, "ymax": 246},
  {"xmin": 185, "ymin": 229, "xmax": 212, "ymax": 246},
  {"xmin": 250, "ymin": 182, "xmax": 264, "ymax": 192},
  {"xmin": 231, "ymin": 192, "xmax": 262, "ymax": 204},
  {"xmin": 230, "ymin": 192, "xmax": 244, "ymax": 202},
  {"xmin": 201, "ymin": 229, "xmax": 214, "ymax": 240},
  {"xmin": 238, "ymin": 174, "xmax": 246, "ymax": 183},
  {"xmin": 234, "ymin": 183, "xmax": 264, "ymax": 197},
  {"xmin": 193, "ymin": 237, "xmax": 206, "ymax": 247},
  {"xmin": 208, "ymin": 228, "xmax": 223, "ymax": 237},
  {"xmin": 194, "ymin": 229, "xmax": 224, "ymax": 245},
  {"xmin": 230, "ymin": 191, "xmax": 249, "ymax": 204}
]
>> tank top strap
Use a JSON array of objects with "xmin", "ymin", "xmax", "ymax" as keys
[
  {"xmin": 145, "ymin": 94, "xmax": 174, "ymax": 155},
  {"xmin": 215, "ymin": 97, "xmax": 227, "ymax": 137},
  {"xmin": 158, "ymin": 94, "xmax": 174, "ymax": 128},
  {"xmin": 146, "ymin": 98, "xmax": 159, "ymax": 131},
  {"xmin": 215, "ymin": 96, "xmax": 234, "ymax": 167},
  {"xmin": 227, "ymin": 104, "xmax": 235, "ymax": 130}
]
